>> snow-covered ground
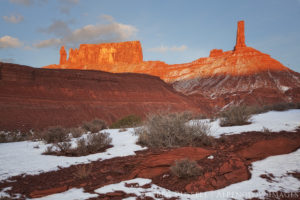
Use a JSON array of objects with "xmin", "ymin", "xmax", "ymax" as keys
[
  {"xmin": 27, "ymin": 149, "xmax": 300, "ymax": 200},
  {"xmin": 196, "ymin": 109, "xmax": 300, "ymax": 138},
  {"xmin": 0, "ymin": 109, "xmax": 299, "ymax": 199},
  {"xmin": 0, "ymin": 128, "xmax": 146, "ymax": 181}
]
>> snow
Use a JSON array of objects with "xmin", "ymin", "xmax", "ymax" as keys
[
  {"xmin": 0, "ymin": 109, "xmax": 300, "ymax": 199},
  {"xmin": 29, "ymin": 188, "xmax": 98, "ymax": 200},
  {"xmin": 94, "ymin": 149, "xmax": 300, "ymax": 200},
  {"xmin": 195, "ymin": 109, "xmax": 300, "ymax": 138},
  {"xmin": 0, "ymin": 128, "xmax": 146, "ymax": 181},
  {"xmin": 280, "ymin": 85, "xmax": 290, "ymax": 92}
]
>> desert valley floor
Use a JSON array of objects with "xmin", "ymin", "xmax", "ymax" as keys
[{"xmin": 0, "ymin": 109, "xmax": 299, "ymax": 200}]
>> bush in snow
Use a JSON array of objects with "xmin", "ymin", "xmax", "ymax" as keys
[
  {"xmin": 36, "ymin": 126, "xmax": 70, "ymax": 144},
  {"xmin": 219, "ymin": 105, "xmax": 252, "ymax": 127},
  {"xmin": 68, "ymin": 127, "xmax": 86, "ymax": 138},
  {"xmin": 135, "ymin": 112, "xmax": 213, "ymax": 148},
  {"xmin": 0, "ymin": 130, "xmax": 32, "ymax": 143},
  {"xmin": 110, "ymin": 114, "xmax": 142, "ymax": 129},
  {"xmin": 171, "ymin": 159, "xmax": 204, "ymax": 178},
  {"xmin": 82, "ymin": 119, "xmax": 107, "ymax": 133},
  {"xmin": 74, "ymin": 132, "xmax": 112, "ymax": 156},
  {"xmin": 43, "ymin": 132, "xmax": 112, "ymax": 156}
]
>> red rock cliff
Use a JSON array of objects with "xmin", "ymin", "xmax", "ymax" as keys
[
  {"xmin": 62, "ymin": 41, "xmax": 143, "ymax": 66},
  {"xmin": 44, "ymin": 21, "xmax": 290, "ymax": 81}
]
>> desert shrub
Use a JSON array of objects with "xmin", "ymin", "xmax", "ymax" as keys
[
  {"xmin": 219, "ymin": 105, "xmax": 252, "ymax": 127},
  {"xmin": 82, "ymin": 119, "xmax": 107, "ymax": 133},
  {"xmin": 74, "ymin": 132, "xmax": 112, "ymax": 156},
  {"xmin": 171, "ymin": 159, "xmax": 204, "ymax": 178},
  {"xmin": 43, "ymin": 132, "xmax": 112, "ymax": 156},
  {"xmin": 110, "ymin": 115, "xmax": 142, "ymax": 129},
  {"xmin": 38, "ymin": 126, "xmax": 69, "ymax": 143},
  {"xmin": 73, "ymin": 164, "xmax": 93, "ymax": 179},
  {"xmin": 69, "ymin": 127, "xmax": 85, "ymax": 138},
  {"xmin": 0, "ymin": 130, "xmax": 32, "ymax": 143},
  {"xmin": 135, "ymin": 112, "xmax": 213, "ymax": 148}
]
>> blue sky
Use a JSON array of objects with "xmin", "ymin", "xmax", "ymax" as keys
[{"xmin": 0, "ymin": 0, "xmax": 300, "ymax": 72}]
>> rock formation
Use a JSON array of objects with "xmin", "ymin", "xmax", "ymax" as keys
[
  {"xmin": 59, "ymin": 46, "xmax": 67, "ymax": 65},
  {"xmin": 234, "ymin": 20, "xmax": 246, "ymax": 50},
  {"xmin": 0, "ymin": 62, "xmax": 203, "ymax": 131},
  {"xmin": 58, "ymin": 41, "xmax": 143, "ymax": 67},
  {"xmin": 43, "ymin": 21, "xmax": 300, "ymax": 109}
]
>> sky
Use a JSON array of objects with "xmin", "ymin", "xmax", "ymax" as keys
[{"xmin": 0, "ymin": 0, "xmax": 300, "ymax": 72}]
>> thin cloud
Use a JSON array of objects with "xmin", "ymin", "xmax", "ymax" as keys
[
  {"xmin": 59, "ymin": 0, "xmax": 80, "ymax": 15},
  {"xmin": 0, "ymin": 35, "xmax": 22, "ymax": 48},
  {"xmin": 3, "ymin": 14, "xmax": 24, "ymax": 24},
  {"xmin": 39, "ymin": 20, "xmax": 71, "ymax": 36},
  {"xmin": 34, "ymin": 38, "xmax": 61, "ymax": 48},
  {"xmin": 148, "ymin": 45, "xmax": 187, "ymax": 53},
  {"xmin": 9, "ymin": 0, "xmax": 32, "ymax": 6},
  {"xmin": 34, "ymin": 15, "xmax": 138, "ymax": 48}
]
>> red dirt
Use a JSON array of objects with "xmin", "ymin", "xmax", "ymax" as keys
[{"xmin": 0, "ymin": 129, "xmax": 300, "ymax": 199}]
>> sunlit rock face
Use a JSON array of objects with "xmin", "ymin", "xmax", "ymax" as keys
[
  {"xmin": 45, "ymin": 21, "xmax": 289, "ymax": 81},
  {"xmin": 44, "ymin": 21, "xmax": 300, "ymax": 108}
]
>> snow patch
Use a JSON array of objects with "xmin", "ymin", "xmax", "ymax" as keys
[
  {"xmin": 194, "ymin": 109, "xmax": 300, "ymax": 138},
  {"xmin": 0, "ymin": 128, "xmax": 146, "ymax": 181},
  {"xmin": 29, "ymin": 188, "xmax": 98, "ymax": 200},
  {"xmin": 94, "ymin": 149, "xmax": 300, "ymax": 200}
]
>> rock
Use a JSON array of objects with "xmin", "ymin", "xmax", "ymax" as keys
[
  {"xmin": 234, "ymin": 20, "xmax": 246, "ymax": 49},
  {"xmin": 59, "ymin": 46, "xmax": 67, "ymax": 65},
  {"xmin": 29, "ymin": 186, "xmax": 68, "ymax": 198},
  {"xmin": 0, "ymin": 63, "xmax": 201, "ymax": 131},
  {"xmin": 130, "ymin": 147, "xmax": 214, "ymax": 179},
  {"xmin": 43, "ymin": 21, "xmax": 300, "ymax": 108},
  {"xmin": 237, "ymin": 137, "xmax": 300, "ymax": 162}
]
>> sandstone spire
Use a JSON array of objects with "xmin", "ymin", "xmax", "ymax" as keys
[
  {"xmin": 59, "ymin": 46, "xmax": 67, "ymax": 65},
  {"xmin": 234, "ymin": 20, "xmax": 246, "ymax": 50}
]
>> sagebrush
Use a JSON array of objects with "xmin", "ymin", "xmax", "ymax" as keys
[
  {"xmin": 135, "ymin": 112, "xmax": 213, "ymax": 148},
  {"xmin": 171, "ymin": 159, "xmax": 204, "ymax": 178},
  {"xmin": 219, "ymin": 105, "xmax": 252, "ymax": 126}
]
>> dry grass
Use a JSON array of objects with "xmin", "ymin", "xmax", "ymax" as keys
[
  {"xmin": 219, "ymin": 105, "xmax": 252, "ymax": 127},
  {"xmin": 171, "ymin": 159, "xmax": 204, "ymax": 178},
  {"xmin": 82, "ymin": 119, "xmax": 107, "ymax": 133},
  {"xmin": 110, "ymin": 115, "xmax": 142, "ymax": 129},
  {"xmin": 135, "ymin": 112, "xmax": 213, "ymax": 148},
  {"xmin": 73, "ymin": 164, "xmax": 93, "ymax": 179}
]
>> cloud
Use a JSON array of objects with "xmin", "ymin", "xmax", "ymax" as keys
[
  {"xmin": 39, "ymin": 20, "xmax": 71, "ymax": 36},
  {"xmin": 59, "ymin": 0, "xmax": 80, "ymax": 14},
  {"xmin": 9, "ymin": 0, "xmax": 32, "ymax": 6},
  {"xmin": 0, "ymin": 35, "xmax": 22, "ymax": 48},
  {"xmin": 34, "ymin": 38, "xmax": 62, "ymax": 48},
  {"xmin": 2, "ymin": 14, "xmax": 24, "ymax": 24},
  {"xmin": 148, "ymin": 45, "xmax": 187, "ymax": 53},
  {"xmin": 34, "ymin": 15, "xmax": 138, "ymax": 48}
]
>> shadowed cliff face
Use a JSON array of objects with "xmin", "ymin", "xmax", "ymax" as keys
[{"xmin": 0, "ymin": 63, "xmax": 204, "ymax": 131}]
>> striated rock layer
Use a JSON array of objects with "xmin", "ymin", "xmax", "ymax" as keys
[
  {"xmin": 44, "ymin": 21, "xmax": 300, "ymax": 108},
  {"xmin": 0, "ymin": 63, "xmax": 203, "ymax": 131}
]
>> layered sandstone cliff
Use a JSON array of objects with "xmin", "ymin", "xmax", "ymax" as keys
[
  {"xmin": 0, "ymin": 63, "xmax": 203, "ymax": 131},
  {"xmin": 44, "ymin": 20, "xmax": 300, "ymax": 108}
]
